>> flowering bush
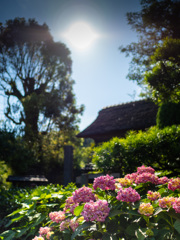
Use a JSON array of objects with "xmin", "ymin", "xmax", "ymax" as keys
[
  {"xmin": 116, "ymin": 187, "xmax": 141, "ymax": 202},
  {"xmin": 93, "ymin": 174, "xmax": 116, "ymax": 190},
  {"xmin": 82, "ymin": 199, "xmax": 110, "ymax": 222},
  {"xmin": 73, "ymin": 186, "xmax": 95, "ymax": 203},
  {"xmin": 29, "ymin": 165, "xmax": 180, "ymax": 240},
  {"xmin": 138, "ymin": 202, "xmax": 154, "ymax": 216}
]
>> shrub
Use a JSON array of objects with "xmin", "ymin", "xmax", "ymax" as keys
[
  {"xmin": 0, "ymin": 129, "xmax": 37, "ymax": 175},
  {"xmin": 92, "ymin": 125, "xmax": 180, "ymax": 176},
  {"xmin": 157, "ymin": 102, "xmax": 180, "ymax": 129},
  {"xmin": 2, "ymin": 165, "xmax": 180, "ymax": 239},
  {"xmin": 0, "ymin": 161, "xmax": 12, "ymax": 189},
  {"xmin": 0, "ymin": 187, "xmax": 32, "ymax": 221}
]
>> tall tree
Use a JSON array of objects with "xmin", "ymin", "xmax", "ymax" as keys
[
  {"xmin": 144, "ymin": 38, "xmax": 180, "ymax": 102},
  {"xmin": 0, "ymin": 18, "xmax": 84, "ymax": 141},
  {"xmin": 120, "ymin": 0, "xmax": 180, "ymax": 94}
]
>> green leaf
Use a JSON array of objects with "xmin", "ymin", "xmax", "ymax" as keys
[
  {"xmin": 155, "ymin": 229, "xmax": 171, "ymax": 240},
  {"xmin": 71, "ymin": 222, "xmax": 93, "ymax": 240},
  {"xmin": 24, "ymin": 227, "xmax": 38, "ymax": 239},
  {"xmin": 63, "ymin": 229, "xmax": 71, "ymax": 240},
  {"xmin": 107, "ymin": 221, "xmax": 119, "ymax": 234},
  {"xmin": 128, "ymin": 210, "xmax": 140, "ymax": 216},
  {"xmin": 167, "ymin": 209, "xmax": 180, "ymax": 220},
  {"xmin": 4, "ymin": 219, "xmax": 13, "ymax": 228},
  {"xmin": 153, "ymin": 207, "xmax": 164, "ymax": 216},
  {"xmin": 32, "ymin": 196, "xmax": 40, "ymax": 200},
  {"xmin": 28, "ymin": 213, "xmax": 41, "ymax": 221},
  {"xmin": 29, "ymin": 214, "xmax": 46, "ymax": 228},
  {"xmin": 174, "ymin": 219, "xmax": 180, "ymax": 234},
  {"xmin": 93, "ymin": 231, "xmax": 102, "ymax": 239},
  {"xmin": 125, "ymin": 223, "xmax": 138, "ymax": 236},
  {"xmin": 111, "ymin": 236, "xmax": 118, "ymax": 240},
  {"xmin": 135, "ymin": 228, "xmax": 146, "ymax": 240},
  {"xmin": 11, "ymin": 214, "xmax": 25, "ymax": 223},
  {"xmin": 7, "ymin": 207, "xmax": 27, "ymax": 217},
  {"xmin": 16, "ymin": 228, "xmax": 29, "ymax": 238},
  {"xmin": 102, "ymin": 232, "xmax": 111, "ymax": 240},
  {"xmin": 0, "ymin": 230, "xmax": 16, "ymax": 240},
  {"xmin": 108, "ymin": 210, "xmax": 124, "ymax": 218},
  {"xmin": 73, "ymin": 205, "xmax": 84, "ymax": 216},
  {"xmin": 51, "ymin": 193, "xmax": 64, "ymax": 199},
  {"xmin": 175, "ymin": 233, "xmax": 180, "ymax": 240}
]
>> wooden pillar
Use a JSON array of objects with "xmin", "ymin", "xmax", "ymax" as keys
[{"xmin": 64, "ymin": 145, "xmax": 73, "ymax": 186}]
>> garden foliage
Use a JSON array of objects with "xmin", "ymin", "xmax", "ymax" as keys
[
  {"xmin": 1, "ymin": 165, "xmax": 180, "ymax": 239},
  {"xmin": 156, "ymin": 103, "xmax": 180, "ymax": 129},
  {"xmin": 0, "ymin": 129, "xmax": 36, "ymax": 175},
  {"xmin": 0, "ymin": 184, "xmax": 77, "ymax": 240},
  {"xmin": 92, "ymin": 125, "xmax": 180, "ymax": 176}
]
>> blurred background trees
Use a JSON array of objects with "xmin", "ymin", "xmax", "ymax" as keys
[
  {"xmin": 120, "ymin": 0, "xmax": 180, "ymax": 104},
  {"xmin": 0, "ymin": 18, "xmax": 84, "ymax": 180},
  {"xmin": 120, "ymin": 0, "xmax": 180, "ymax": 129},
  {"xmin": 0, "ymin": 18, "xmax": 84, "ymax": 141},
  {"xmin": 0, "ymin": 1, "xmax": 180, "ymax": 184}
]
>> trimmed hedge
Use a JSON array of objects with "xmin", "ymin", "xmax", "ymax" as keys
[{"xmin": 92, "ymin": 125, "xmax": 180, "ymax": 176}]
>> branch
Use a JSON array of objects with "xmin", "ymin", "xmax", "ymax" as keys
[
  {"xmin": 5, "ymin": 80, "xmax": 23, "ymax": 100},
  {"xmin": 5, "ymin": 96, "xmax": 23, "ymax": 125}
]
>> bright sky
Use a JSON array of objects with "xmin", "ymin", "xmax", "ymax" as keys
[{"xmin": 0, "ymin": 0, "xmax": 142, "ymax": 131}]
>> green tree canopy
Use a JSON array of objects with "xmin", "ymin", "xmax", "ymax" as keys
[
  {"xmin": 0, "ymin": 18, "xmax": 84, "ymax": 141},
  {"xmin": 120, "ymin": 0, "xmax": 180, "ymax": 101},
  {"xmin": 144, "ymin": 38, "xmax": 180, "ymax": 102}
]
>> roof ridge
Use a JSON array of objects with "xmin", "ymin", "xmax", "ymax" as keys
[{"xmin": 101, "ymin": 99, "xmax": 148, "ymax": 110}]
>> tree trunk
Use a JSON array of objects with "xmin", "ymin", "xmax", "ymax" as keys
[{"xmin": 23, "ymin": 93, "xmax": 39, "ymax": 142}]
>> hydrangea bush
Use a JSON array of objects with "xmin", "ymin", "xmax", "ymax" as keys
[{"xmin": 32, "ymin": 165, "xmax": 180, "ymax": 240}]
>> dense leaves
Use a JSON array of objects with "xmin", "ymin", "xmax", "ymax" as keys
[
  {"xmin": 144, "ymin": 38, "xmax": 180, "ymax": 103},
  {"xmin": 2, "ymin": 167, "xmax": 180, "ymax": 239},
  {"xmin": 0, "ymin": 129, "xmax": 37, "ymax": 175},
  {"xmin": 157, "ymin": 102, "xmax": 180, "ymax": 129},
  {"xmin": 92, "ymin": 125, "xmax": 180, "ymax": 176},
  {"xmin": 120, "ymin": 0, "xmax": 180, "ymax": 82},
  {"xmin": 0, "ymin": 183, "xmax": 77, "ymax": 240},
  {"xmin": 120, "ymin": 0, "xmax": 180, "ymax": 103}
]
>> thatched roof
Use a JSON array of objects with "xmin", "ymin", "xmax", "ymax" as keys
[{"xmin": 77, "ymin": 99, "xmax": 158, "ymax": 143}]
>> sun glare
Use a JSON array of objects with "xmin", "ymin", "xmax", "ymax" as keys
[{"xmin": 62, "ymin": 22, "xmax": 99, "ymax": 50}]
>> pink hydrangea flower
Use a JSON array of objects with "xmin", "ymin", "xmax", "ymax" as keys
[
  {"xmin": 135, "ymin": 172, "xmax": 158, "ymax": 185},
  {"xmin": 69, "ymin": 219, "xmax": 79, "ymax": 232},
  {"xmin": 93, "ymin": 174, "xmax": 116, "ymax": 191},
  {"xmin": 124, "ymin": 173, "xmax": 138, "ymax": 182},
  {"xmin": 138, "ymin": 203, "xmax": 154, "ymax": 216},
  {"xmin": 60, "ymin": 219, "xmax": 70, "ymax": 231},
  {"xmin": 39, "ymin": 227, "xmax": 51, "ymax": 236},
  {"xmin": 147, "ymin": 191, "xmax": 161, "ymax": 201},
  {"xmin": 73, "ymin": 186, "xmax": 95, "ymax": 203},
  {"xmin": 32, "ymin": 237, "xmax": 44, "ymax": 240},
  {"xmin": 168, "ymin": 178, "xmax": 180, "ymax": 191},
  {"xmin": 60, "ymin": 218, "xmax": 79, "ymax": 232},
  {"xmin": 137, "ymin": 165, "xmax": 155, "ymax": 175},
  {"xmin": 63, "ymin": 196, "xmax": 79, "ymax": 214},
  {"xmin": 158, "ymin": 176, "xmax": 169, "ymax": 185},
  {"xmin": 116, "ymin": 187, "xmax": 141, "ymax": 202},
  {"xmin": 172, "ymin": 198, "xmax": 180, "ymax": 214},
  {"xmin": 82, "ymin": 200, "xmax": 110, "ymax": 222},
  {"xmin": 158, "ymin": 197, "xmax": 177, "ymax": 209},
  {"xmin": 49, "ymin": 211, "xmax": 66, "ymax": 223},
  {"xmin": 38, "ymin": 227, "xmax": 53, "ymax": 239}
]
